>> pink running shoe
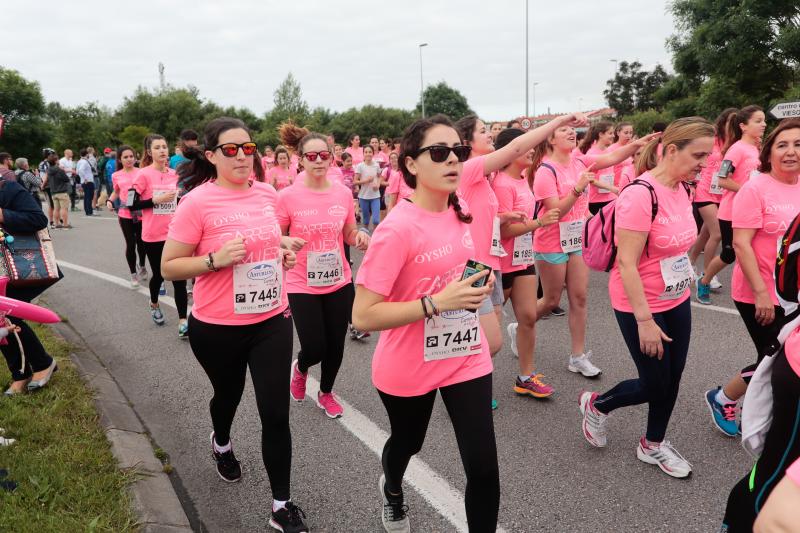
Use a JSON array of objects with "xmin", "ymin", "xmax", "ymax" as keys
[
  {"xmin": 290, "ymin": 360, "xmax": 307, "ymax": 402},
  {"xmin": 317, "ymin": 391, "xmax": 344, "ymax": 419},
  {"xmin": 513, "ymin": 373, "xmax": 555, "ymax": 399}
]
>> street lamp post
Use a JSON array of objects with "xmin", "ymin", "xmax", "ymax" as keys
[
  {"xmin": 532, "ymin": 82, "xmax": 539, "ymax": 121},
  {"xmin": 419, "ymin": 43, "xmax": 428, "ymax": 118},
  {"xmin": 525, "ymin": 0, "xmax": 529, "ymax": 116}
]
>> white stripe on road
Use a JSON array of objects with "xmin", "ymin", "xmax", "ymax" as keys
[
  {"xmin": 691, "ymin": 301, "xmax": 739, "ymax": 316},
  {"xmin": 57, "ymin": 259, "xmax": 494, "ymax": 533}
]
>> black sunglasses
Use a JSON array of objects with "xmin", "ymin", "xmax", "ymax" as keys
[
  {"xmin": 416, "ymin": 145, "xmax": 472, "ymax": 163},
  {"xmin": 210, "ymin": 142, "xmax": 258, "ymax": 157}
]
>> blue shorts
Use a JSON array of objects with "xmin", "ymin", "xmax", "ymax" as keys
[{"xmin": 534, "ymin": 250, "xmax": 582, "ymax": 265}]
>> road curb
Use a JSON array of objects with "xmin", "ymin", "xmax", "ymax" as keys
[{"xmin": 55, "ymin": 324, "xmax": 193, "ymax": 532}]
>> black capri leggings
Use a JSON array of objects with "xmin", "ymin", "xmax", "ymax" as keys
[
  {"xmin": 733, "ymin": 300, "xmax": 785, "ymax": 384},
  {"xmin": 143, "ymin": 240, "xmax": 188, "ymax": 319},
  {"xmin": 719, "ymin": 218, "xmax": 736, "ymax": 264},
  {"xmin": 188, "ymin": 311, "xmax": 294, "ymax": 501},
  {"xmin": 378, "ymin": 373, "xmax": 499, "ymax": 533},
  {"xmin": 118, "ymin": 217, "xmax": 146, "ymax": 274},
  {"xmin": 288, "ymin": 283, "xmax": 354, "ymax": 393},
  {"xmin": 722, "ymin": 347, "xmax": 800, "ymax": 531}
]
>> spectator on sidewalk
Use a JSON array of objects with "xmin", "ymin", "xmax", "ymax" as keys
[
  {"xmin": 13, "ymin": 158, "xmax": 42, "ymax": 205},
  {"xmin": 87, "ymin": 147, "xmax": 99, "ymax": 209},
  {"xmin": 0, "ymin": 153, "xmax": 16, "ymax": 182},
  {"xmin": 39, "ymin": 148, "xmax": 56, "ymax": 227},
  {"xmin": 104, "ymin": 150, "xmax": 117, "ymax": 207},
  {"xmin": 59, "ymin": 149, "xmax": 78, "ymax": 212},
  {"xmin": 76, "ymin": 149, "xmax": 95, "ymax": 216},
  {"xmin": 48, "ymin": 152, "xmax": 71, "ymax": 229},
  {"xmin": 96, "ymin": 147, "xmax": 112, "ymax": 209}
]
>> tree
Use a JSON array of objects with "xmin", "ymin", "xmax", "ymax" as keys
[
  {"xmin": 416, "ymin": 82, "xmax": 473, "ymax": 120},
  {"xmin": 329, "ymin": 106, "xmax": 416, "ymax": 144},
  {"xmin": 603, "ymin": 61, "xmax": 672, "ymax": 116},
  {"xmin": 665, "ymin": 1, "xmax": 800, "ymax": 117},
  {"xmin": 113, "ymin": 85, "xmax": 207, "ymax": 143},
  {"xmin": 271, "ymin": 73, "xmax": 309, "ymax": 122},
  {"xmin": 117, "ymin": 125, "xmax": 151, "ymax": 155},
  {"xmin": 49, "ymin": 103, "xmax": 114, "ymax": 154},
  {"xmin": 0, "ymin": 67, "xmax": 51, "ymax": 160}
]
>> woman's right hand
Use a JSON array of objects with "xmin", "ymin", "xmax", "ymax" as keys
[
  {"xmin": 432, "ymin": 270, "xmax": 491, "ymax": 312},
  {"xmin": 154, "ymin": 190, "xmax": 177, "ymax": 204},
  {"xmin": 537, "ymin": 207, "xmax": 561, "ymax": 227},
  {"xmin": 212, "ymin": 238, "xmax": 247, "ymax": 269},
  {"xmin": 577, "ymin": 164, "xmax": 596, "ymax": 191},
  {"xmin": 754, "ymin": 290, "xmax": 776, "ymax": 326},
  {"xmin": 637, "ymin": 319, "xmax": 672, "ymax": 359}
]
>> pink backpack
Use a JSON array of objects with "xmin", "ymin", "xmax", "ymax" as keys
[{"xmin": 582, "ymin": 180, "xmax": 658, "ymax": 272}]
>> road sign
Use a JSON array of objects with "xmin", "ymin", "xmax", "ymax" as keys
[
  {"xmin": 521, "ymin": 118, "xmax": 532, "ymax": 130},
  {"xmin": 770, "ymin": 102, "xmax": 800, "ymax": 119}
]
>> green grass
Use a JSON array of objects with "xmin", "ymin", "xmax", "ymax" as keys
[{"xmin": 0, "ymin": 324, "xmax": 138, "ymax": 532}]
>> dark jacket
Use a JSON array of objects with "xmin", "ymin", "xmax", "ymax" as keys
[
  {"xmin": 0, "ymin": 180, "xmax": 48, "ymax": 233},
  {"xmin": 47, "ymin": 164, "xmax": 70, "ymax": 194}
]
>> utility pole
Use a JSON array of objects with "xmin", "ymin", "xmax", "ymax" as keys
[{"xmin": 419, "ymin": 43, "xmax": 428, "ymax": 118}]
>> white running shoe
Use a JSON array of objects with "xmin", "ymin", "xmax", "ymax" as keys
[
  {"xmin": 507, "ymin": 322, "xmax": 518, "ymax": 358},
  {"xmin": 636, "ymin": 438, "xmax": 692, "ymax": 478},
  {"xmin": 568, "ymin": 351, "xmax": 602, "ymax": 377},
  {"xmin": 709, "ymin": 275, "xmax": 722, "ymax": 290},
  {"xmin": 130, "ymin": 273, "xmax": 140, "ymax": 289},
  {"xmin": 138, "ymin": 265, "xmax": 148, "ymax": 281},
  {"xmin": 579, "ymin": 391, "xmax": 607, "ymax": 447},
  {"xmin": 0, "ymin": 436, "xmax": 16, "ymax": 447}
]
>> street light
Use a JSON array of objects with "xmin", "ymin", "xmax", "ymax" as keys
[
  {"xmin": 532, "ymin": 82, "xmax": 539, "ymax": 120},
  {"xmin": 525, "ymin": 0, "xmax": 529, "ymax": 116},
  {"xmin": 419, "ymin": 43, "xmax": 428, "ymax": 118},
  {"xmin": 610, "ymin": 58, "xmax": 618, "ymax": 78}
]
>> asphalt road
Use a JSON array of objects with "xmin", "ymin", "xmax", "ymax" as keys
[{"xmin": 40, "ymin": 207, "xmax": 752, "ymax": 532}]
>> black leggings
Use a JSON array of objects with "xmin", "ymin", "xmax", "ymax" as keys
[
  {"xmin": 189, "ymin": 312, "xmax": 294, "ymax": 501},
  {"xmin": 118, "ymin": 217, "xmax": 146, "ymax": 274},
  {"xmin": 288, "ymin": 284, "xmax": 353, "ymax": 393},
  {"xmin": 722, "ymin": 347, "xmax": 800, "ymax": 531},
  {"xmin": 719, "ymin": 218, "xmax": 736, "ymax": 264},
  {"xmin": 143, "ymin": 240, "xmax": 188, "ymax": 318},
  {"xmin": 734, "ymin": 300, "xmax": 785, "ymax": 383},
  {"xmin": 595, "ymin": 299, "xmax": 691, "ymax": 442},
  {"xmin": 378, "ymin": 373, "xmax": 499, "ymax": 533}
]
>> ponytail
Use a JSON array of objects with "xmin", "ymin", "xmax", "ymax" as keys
[
  {"xmin": 448, "ymin": 192, "xmax": 472, "ymax": 223},
  {"xmin": 635, "ymin": 138, "xmax": 661, "ymax": 175},
  {"xmin": 723, "ymin": 105, "xmax": 763, "ymax": 155},
  {"xmin": 526, "ymin": 141, "xmax": 550, "ymax": 190},
  {"xmin": 637, "ymin": 116, "xmax": 715, "ymax": 175},
  {"xmin": 178, "ymin": 145, "xmax": 217, "ymax": 191},
  {"xmin": 578, "ymin": 121, "xmax": 612, "ymax": 154}
]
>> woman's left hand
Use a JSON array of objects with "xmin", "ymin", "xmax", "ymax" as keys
[
  {"xmin": 354, "ymin": 231, "xmax": 370, "ymax": 251},
  {"xmin": 281, "ymin": 249, "xmax": 297, "ymax": 270},
  {"xmin": 754, "ymin": 290, "xmax": 776, "ymax": 326}
]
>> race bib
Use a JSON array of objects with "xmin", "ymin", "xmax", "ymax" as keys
[
  {"xmin": 306, "ymin": 250, "xmax": 344, "ymax": 287},
  {"xmin": 423, "ymin": 309, "xmax": 482, "ymax": 361},
  {"xmin": 233, "ymin": 259, "xmax": 282, "ymax": 314},
  {"xmin": 490, "ymin": 217, "xmax": 507, "ymax": 257},
  {"xmin": 598, "ymin": 173, "xmax": 614, "ymax": 189},
  {"xmin": 710, "ymin": 173, "xmax": 723, "ymax": 195},
  {"xmin": 152, "ymin": 189, "xmax": 177, "ymax": 215},
  {"xmin": 658, "ymin": 253, "xmax": 693, "ymax": 300},
  {"xmin": 512, "ymin": 232, "xmax": 534, "ymax": 266},
  {"xmin": 559, "ymin": 220, "xmax": 584, "ymax": 253}
]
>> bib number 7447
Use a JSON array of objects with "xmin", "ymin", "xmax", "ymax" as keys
[{"xmin": 423, "ymin": 309, "xmax": 482, "ymax": 361}]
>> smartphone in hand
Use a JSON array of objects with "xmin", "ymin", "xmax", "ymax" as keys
[{"xmin": 462, "ymin": 259, "xmax": 491, "ymax": 288}]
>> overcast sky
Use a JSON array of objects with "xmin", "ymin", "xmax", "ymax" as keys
[{"xmin": 6, "ymin": 1, "xmax": 675, "ymax": 122}]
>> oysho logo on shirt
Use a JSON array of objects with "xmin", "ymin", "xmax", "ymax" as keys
[
  {"xmin": 414, "ymin": 244, "xmax": 454, "ymax": 264},
  {"xmin": 293, "ymin": 209, "xmax": 318, "ymax": 217},
  {"xmin": 328, "ymin": 205, "xmax": 347, "ymax": 218},
  {"xmin": 765, "ymin": 203, "xmax": 797, "ymax": 215},
  {"xmin": 213, "ymin": 212, "xmax": 250, "ymax": 227},
  {"xmin": 247, "ymin": 263, "xmax": 277, "ymax": 281}
]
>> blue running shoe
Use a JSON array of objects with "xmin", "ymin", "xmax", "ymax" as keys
[
  {"xmin": 159, "ymin": 282, "xmax": 167, "ymax": 296},
  {"xmin": 151, "ymin": 306, "xmax": 165, "ymax": 326},
  {"xmin": 704, "ymin": 388, "xmax": 738, "ymax": 437},
  {"xmin": 696, "ymin": 281, "xmax": 711, "ymax": 305}
]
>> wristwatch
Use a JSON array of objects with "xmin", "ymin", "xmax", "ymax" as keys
[{"xmin": 204, "ymin": 252, "xmax": 218, "ymax": 272}]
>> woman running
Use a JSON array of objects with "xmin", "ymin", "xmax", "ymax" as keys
[
  {"xmin": 161, "ymin": 117, "xmax": 308, "ymax": 533},
  {"xmin": 384, "ymin": 152, "xmax": 412, "ymax": 212},
  {"xmin": 532, "ymin": 123, "xmax": 657, "ymax": 378},
  {"xmin": 261, "ymin": 145, "xmax": 276, "ymax": 171},
  {"xmin": 106, "ymin": 145, "xmax": 147, "ymax": 288},
  {"xmin": 354, "ymin": 145, "xmax": 383, "ymax": 231},
  {"xmin": 688, "ymin": 108, "xmax": 737, "ymax": 290},
  {"xmin": 353, "ymin": 114, "xmax": 498, "ymax": 533},
  {"xmin": 277, "ymin": 123, "xmax": 370, "ymax": 418},
  {"xmin": 697, "ymin": 105, "xmax": 767, "ymax": 304},
  {"xmin": 578, "ymin": 121, "xmax": 618, "ymax": 215},
  {"xmin": 131, "ymin": 134, "xmax": 189, "ymax": 337},
  {"xmin": 704, "ymin": 119, "xmax": 800, "ymax": 437},
  {"xmin": 345, "ymin": 134, "xmax": 364, "ymax": 165},
  {"xmin": 579, "ymin": 117, "xmax": 714, "ymax": 479},
  {"xmin": 492, "ymin": 128, "xmax": 560, "ymax": 397},
  {"xmin": 268, "ymin": 147, "xmax": 296, "ymax": 191}
]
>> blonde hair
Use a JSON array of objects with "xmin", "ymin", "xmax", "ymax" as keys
[{"xmin": 635, "ymin": 117, "xmax": 715, "ymax": 175}]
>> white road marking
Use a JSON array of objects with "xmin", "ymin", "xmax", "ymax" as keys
[
  {"xmin": 57, "ymin": 259, "xmax": 495, "ymax": 533},
  {"xmin": 690, "ymin": 301, "xmax": 739, "ymax": 316}
]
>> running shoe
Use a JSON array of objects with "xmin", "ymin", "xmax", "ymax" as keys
[
  {"xmin": 696, "ymin": 281, "xmax": 711, "ymax": 305},
  {"xmin": 568, "ymin": 351, "xmax": 602, "ymax": 377},
  {"xmin": 551, "ymin": 306, "xmax": 566, "ymax": 317},
  {"xmin": 289, "ymin": 360, "xmax": 307, "ymax": 402},
  {"xmin": 636, "ymin": 438, "xmax": 692, "ymax": 478},
  {"xmin": 348, "ymin": 323, "xmax": 357, "ymax": 340},
  {"xmin": 317, "ymin": 391, "xmax": 344, "ymax": 418},
  {"xmin": 355, "ymin": 329, "xmax": 371, "ymax": 340},
  {"xmin": 151, "ymin": 306, "xmax": 165, "ymax": 326},
  {"xmin": 704, "ymin": 388, "xmax": 738, "ymax": 437},
  {"xmin": 130, "ymin": 273, "xmax": 139, "ymax": 289},
  {"xmin": 210, "ymin": 432, "xmax": 241, "ymax": 483},
  {"xmin": 507, "ymin": 322, "xmax": 518, "ymax": 357},
  {"xmin": 513, "ymin": 374, "xmax": 554, "ymax": 398},
  {"xmin": 178, "ymin": 320, "xmax": 189, "ymax": 340},
  {"xmin": 159, "ymin": 282, "xmax": 167, "ymax": 296},
  {"xmin": 138, "ymin": 265, "xmax": 148, "ymax": 281},
  {"xmin": 709, "ymin": 275, "xmax": 723, "ymax": 290},
  {"xmin": 579, "ymin": 391, "xmax": 607, "ymax": 447},
  {"xmin": 379, "ymin": 475, "xmax": 410, "ymax": 533},
  {"xmin": 269, "ymin": 501, "xmax": 309, "ymax": 533}
]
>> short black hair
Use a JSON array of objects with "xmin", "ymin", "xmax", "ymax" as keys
[
  {"xmin": 0, "ymin": 153, "xmax": 11, "ymax": 165},
  {"xmin": 179, "ymin": 129, "xmax": 199, "ymax": 142},
  {"xmin": 652, "ymin": 122, "xmax": 667, "ymax": 133},
  {"xmin": 79, "ymin": 148, "xmax": 88, "ymax": 157}
]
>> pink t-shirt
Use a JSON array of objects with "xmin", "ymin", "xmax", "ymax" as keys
[
  {"xmin": 133, "ymin": 166, "xmax": 179, "ymax": 242},
  {"xmin": 457, "ymin": 156, "xmax": 501, "ymax": 271},
  {"xmin": 261, "ymin": 156, "xmax": 275, "ymax": 171},
  {"xmin": 276, "ymin": 180, "xmax": 355, "ymax": 295},
  {"xmin": 718, "ymin": 140, "xmax": 760, "ymax": 221},
  {"xmin": 345, "ymin": 146, "xmax": 364, "ymax": 165},
  {"xmin": 341, "ymin": 167, "xmax": 355, "ymax": 192},
  {"xmin": 781, "ymin": 326, "xmax": 800, "ymax": 379},
  {"xmin": 295, "ymin": 165, "xmax": 344, "ymax": 186},
  {"xmin": 167, "ymin": 181, "xmax": 288, "ymax": 325},
  {"xmin": 532, "ymin": 154, "xmax": 596, "ymax": 253},
  {"xmin": 268, "ymin": 166, "xmax": 296, "ymax": 190},
  {"xmin": 289, "ymin": 154, "xmax": 300, "ymax": 175},
  {"xmin": 731, "ymin": 173, "xmax": 800, "ymax": 305},
  {"xmin": 373, "ymin": 151, "xmax": 388, "ymax": 167},
  {"xmin": 385, "ymin": 168, "xmax": 413, "ymax": 202},
  {"xmin": 608, "ymin": 142, "xmax": 633, "ymax": 191},
  {"xmin": 492, "ymin": 171, "xmax": 535, "ymax": 273},
  {"xmin": 787, "ymin": 456, "xmax": 800, "ymax": 487},
  {"xmin": 112, "ymin": 168, "xmax": 139, "ymax": 220},
  {"xmin": 619, "ymin": 163, "xmax": 636, "ymax": 190},
  {"xmin": 608, "ymin": 172, "xmax": 697, "ymax": 313},
  {"xmin": 356, "ymin": 199, "xmax": 492, "ymax": 397},
  {"xmin": 694, "ymin": 139, "xmax": 724, "ymax": 204},
  {"xmin": 586, "ymin": 144, "xmax": 615, "ymax": 205}
]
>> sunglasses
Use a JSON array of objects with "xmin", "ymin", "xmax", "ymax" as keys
[
  {"xmin": 303, "ymin": 151, "xmax": 332, "ymax": 162},
  {"xmin": 416, "ymin": 145, "xmax": 472, "ymax": 163},
  {"xmin": 211, "ymin": 142, "xmax": 258, "ymax": 157}
]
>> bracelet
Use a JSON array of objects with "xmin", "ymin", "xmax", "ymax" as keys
[
  {"xmin": 420, "ymin": 297, "xmax": 432, "ymax": 319},
  {"xmin": 207, "ymin": 252, "xmax": 219, "ymax": 272},
  {"xmin": 636, "ymin": 316, "xmax": 653, "ymax": 323},
  {"xmin": 572, "ymin": 187, "xmax": 583, "ymax": 198},
  {"xmin": 358, "ymin": 227, "xmax": 370, "ymax": 235},
  {"xmin": 425, "ymin": 295, "xmax": 440, "ymax": 316},
  {"xmin": 535, "ymin": 218, "xmax": 543, "ymax": 228}
]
